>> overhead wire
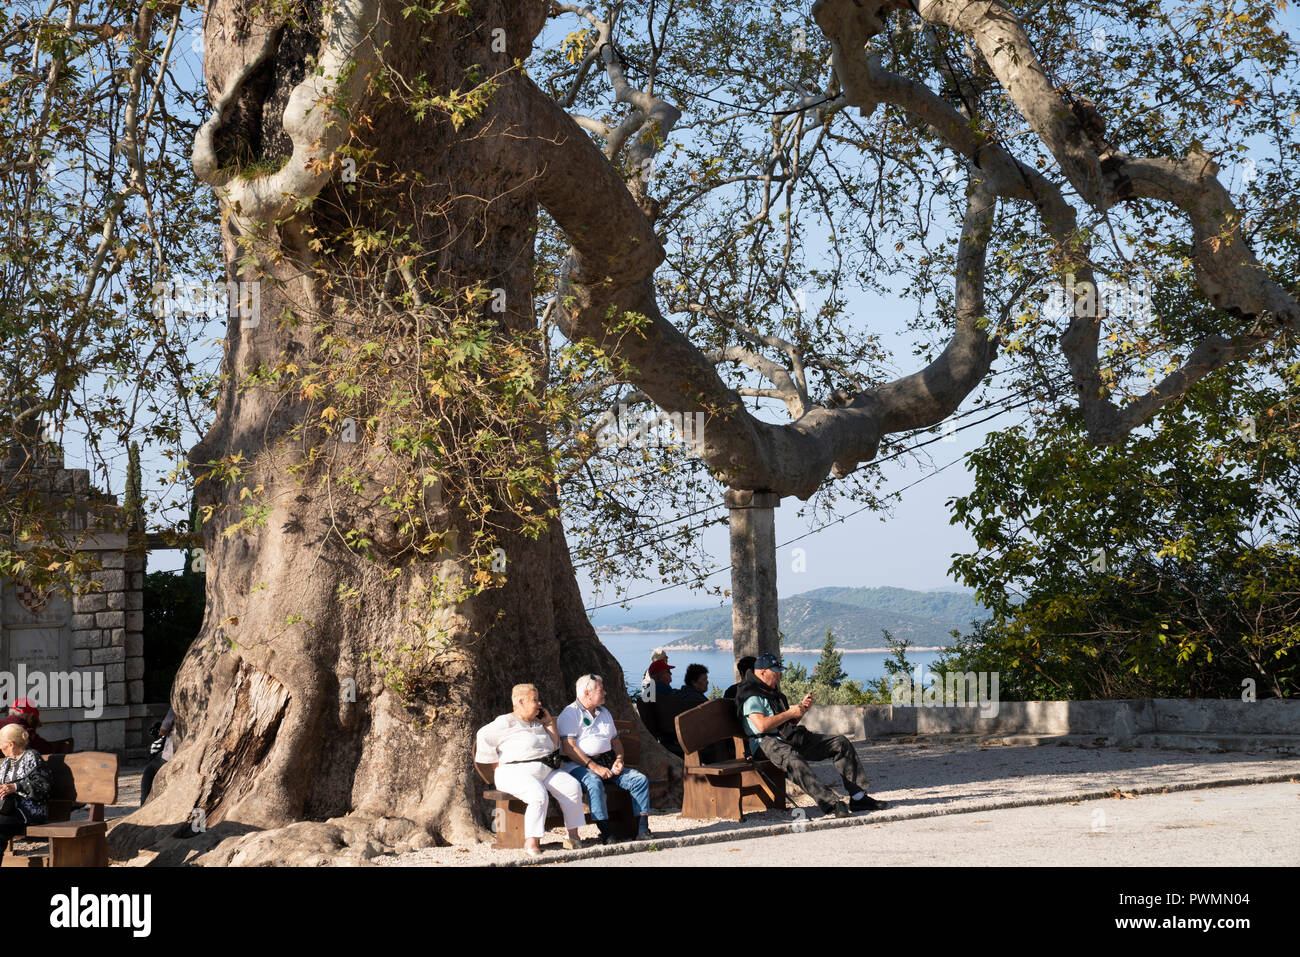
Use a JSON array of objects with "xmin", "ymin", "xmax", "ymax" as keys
[
  {"xmin": 610, "ymin": 45, "xmax": 843, "ymax": 118},
  {"xmin": 582, "ymin": 445, "xmax": 969, "ymax": 611},
  {"xmin": 571, "ymin": 369, "xmax": 1069, "ymax": 572},
  {"xmin": 580, "ymin": 372, "xmax": 1069, "ymax": 610}
]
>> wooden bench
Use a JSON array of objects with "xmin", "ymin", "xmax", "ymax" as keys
[
  {"xmin": 2, "ymin": 752, "xmax": 118, "ymax": 868},
  {"xmin": 477, "ymin": 720, "xmax": 654, "ymax": 850},
  {"xmin": 675, "ymin": 698, "xmax": 786, "ymax": 821}
]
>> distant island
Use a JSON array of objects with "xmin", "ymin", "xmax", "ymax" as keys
[{"xmin": 602, "ymin": 585, "xmax": 985, "ymax": 651}]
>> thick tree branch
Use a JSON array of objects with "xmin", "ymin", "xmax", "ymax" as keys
[
  {"xmin": 814, "ymin": 0, "xmax": 1300, "ymax": 447},
  {"xmin": 528, "ymin": 71, "xmax": 1006, "ymax": 497},
  {"xmin": 906, "ymin": 0, "xmax": 1300, "ymax": 441},
  {"xmin": 192, "ymin": 0, "xmax": 381, "ymax": 233},
  {"xmin": 915, "ymin": 0, "xmax": 1112, "ymax": 206},
  {"xmin": 707, "ymin": 345, "xmax": 807, "ymax": 418}
]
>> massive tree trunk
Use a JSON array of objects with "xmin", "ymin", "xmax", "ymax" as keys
[
  {"xmin": 103, "ymin": 0, "xmax": 1297, "ymax": 866},
  {"xmin": 107, "ymin": 0, "xmax": 677, "ymax": 866}
]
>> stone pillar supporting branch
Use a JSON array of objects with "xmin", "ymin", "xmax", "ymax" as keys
[{"xmin": 726, "ymin": 489, "xmax": 781, "ymax": 678}]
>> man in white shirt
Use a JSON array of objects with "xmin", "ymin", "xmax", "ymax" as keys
[{"xmin": 559, "ymin": 674, "xmax": 651, "ymax": 843}]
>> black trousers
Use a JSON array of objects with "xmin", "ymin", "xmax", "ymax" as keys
[
  {"xmin": 0, "ymin": 810, "xmax": 29, "ymax": 863},
  {"xmin": 754, "ymin": 726, "xmax": 870, "ymax": 812},
  {"xmin": 140, "ymin": 756, "xmax": 166, "ymax": 804}
]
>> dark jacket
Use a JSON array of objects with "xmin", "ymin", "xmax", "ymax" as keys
[
  {"xmin": 646, "ymin": 680, "xmax": 692, "ymax": 755},
  {"xmin": 678, "ymin": 684, "xmax": 709, "ymax": 707},
  {"xmin": 732, "ymin": 672, "xmax": 792, "ymax": 741},
  {"xmin": 0, "ymin": 748, "xmax": 51, "ymax": 823},
  {"xmin": 722, "ymin": 670, "xmax": 756, "ymax": 701}
]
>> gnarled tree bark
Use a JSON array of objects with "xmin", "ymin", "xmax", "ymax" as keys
[
  {"xmin": 108, "ymin": 0, "xmax": 679, "ymax": 866},
  {"xmin": 105, "ymin": 0, "xmax": 1299, "ymax": 864}
]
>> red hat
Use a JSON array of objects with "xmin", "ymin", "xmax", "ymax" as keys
[
  {"xmin": 10, "ymin": 698, "xmax": 40, "ymax": 726},
  {"xmin": 648, "ymin": 659, "xmax": 674, "ymax": 677}
]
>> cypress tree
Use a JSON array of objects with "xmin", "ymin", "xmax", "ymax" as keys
[
  {"xmin": 811, "ymin": 628, "xmax": 847, "ymax": 688},
  {"xmin": 124, "ymin": 440, "xmax": 146, "ymax": 574}
]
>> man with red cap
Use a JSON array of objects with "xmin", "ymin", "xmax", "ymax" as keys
[
  {"xmin": 1, "ymin": 700, "xmax": 53, "ymax": 756},
  {"xmin": 645, "ymin": 658, "xmax": 693, "ymax": 756}
]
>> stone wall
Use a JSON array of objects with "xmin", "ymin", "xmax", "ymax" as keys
[
  {"xmin": 802, "ymin": 699, "xmax": 1300, "ymax": 754},
  {"xmin": 0, "ymin": 441, "xmax": 151, "ymax": 754}
]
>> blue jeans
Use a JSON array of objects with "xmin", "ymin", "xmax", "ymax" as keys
[{"xmin": 566, "ymin": 763, "xmax": 650, "ymax": 820}]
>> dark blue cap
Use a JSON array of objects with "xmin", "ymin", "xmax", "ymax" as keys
[{"xmin": 753, "ymin": 653, "xmax": 784, "ymax": 672}]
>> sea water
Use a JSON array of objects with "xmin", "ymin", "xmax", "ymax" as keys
[{"xmin": 597, "ymin": 630, "xmax": 945, "ymax": 695}]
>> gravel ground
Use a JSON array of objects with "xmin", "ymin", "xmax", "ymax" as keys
[
  {"xmin": 380, "ymin": 739, "xmax": 1300, "ymax": 867},
  {"xmin": 18, "ymin": 746, "xmax": 1294, "ymax": 866}
]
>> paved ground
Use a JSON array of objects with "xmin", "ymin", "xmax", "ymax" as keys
[
  {"xmin": 385, "ymin": 739, "xmax": 1300, "ymax": 866},
  {"xmin": 555, "ymin": 780, "xmax": 1300, "ymax": 866}
]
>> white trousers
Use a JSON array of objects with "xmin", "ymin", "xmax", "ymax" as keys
[{"xmin": 493, "ymin": 762, "xmax": 586, "ymax": 838}]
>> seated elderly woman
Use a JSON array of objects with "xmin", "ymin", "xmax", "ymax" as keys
[
  {"xmin": 475, "ymin": 683, "xmax": 586, "ymax": 857},
  {"xmin": 0, "ymin": 722, "xmax": 52, "ymax": 863}
]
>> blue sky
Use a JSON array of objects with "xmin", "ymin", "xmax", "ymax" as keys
[
  {"xmin": 576, "ymin": 325, "xmax": 1012, "ymax": 614},
  {"xmin": 51, "ymin": 2, "xmax": 1299, "ymax": 618},
  {"xmin": 573, "ymin": 1, "xmax": 1300, "ymax": 614}
]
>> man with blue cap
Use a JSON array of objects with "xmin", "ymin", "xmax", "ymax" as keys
[{"xmin": 733, "ymin": 653, "xmax": 887, "ymax": 818}]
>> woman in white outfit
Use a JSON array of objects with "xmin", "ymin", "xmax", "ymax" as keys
[{"xmin": 476, "ymin": 682, "xmax": 586, "ymax": 856}]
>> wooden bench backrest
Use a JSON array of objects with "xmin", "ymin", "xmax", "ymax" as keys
[
  {"xmin": 42, "ymin": 752, "xmax": 118, "ymax": 822},
  {"xmin": 614, "ymin": 719, "xmax": 640, "ymax": 766},
  {"xmin": 675, "ymin": 699, "xmax": 744, "ymax": 766},
  {"xmin": 44, "ymin": 752, "xmax": 118, "ymax": 805}
]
